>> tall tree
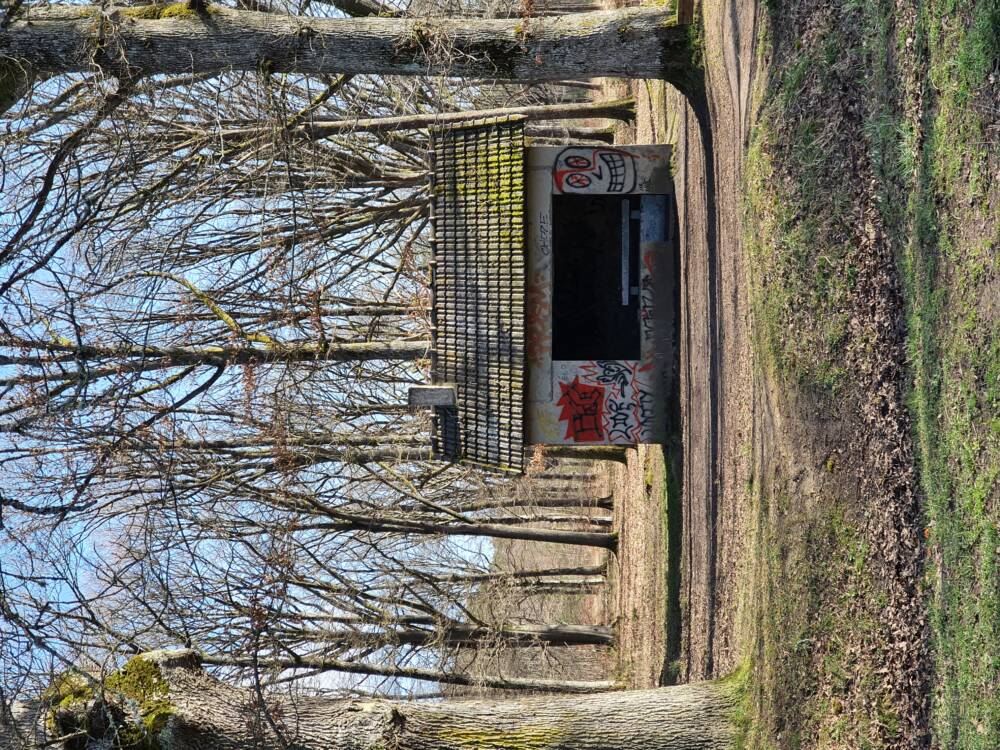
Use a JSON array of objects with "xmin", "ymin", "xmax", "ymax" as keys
[
  {"xmin": 27, "ymin": 650, "xmax": 737, "ymax": 750},
  {"xmin": 1, "ymin": 5, "xmax": 697, "ymax": 106}
]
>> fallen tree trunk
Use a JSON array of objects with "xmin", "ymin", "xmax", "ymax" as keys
[{"xmin": 45, "ymin": 650, "xmax": 738, "ymax": 750}]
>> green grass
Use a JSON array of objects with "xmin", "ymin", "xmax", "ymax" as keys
[
  {"xmin": 742, "ymin": 0, "xmax": 999, "ymax": 744},
  {"xmin": 742, "ymin": 10, "xmax": 866, "ymax": 394},
  {"xmin": 740, "ymin": 486, "xmax": 898, "ymax": 749},
  {"xmin": 740, "ymin": 0, "xmax": 912, "ymax": 743},
  {"xmin": 901, "ymin": 0, "xmax": 1000, "ymax": 745}
]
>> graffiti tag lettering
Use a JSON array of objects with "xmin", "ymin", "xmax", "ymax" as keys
[{"xmin": 556, "ymin": 377, "xmax": 605, "ymax": 442}]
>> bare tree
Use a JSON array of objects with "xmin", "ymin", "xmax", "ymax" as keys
[
  {"xmin": 0, "ymin": 0, "xmax": 661, "ymax": 732},
  {"xmin": 1, "ymin": 6, "xmax": 697, "ymax": 105},
  {"xmin": 34, "ymin": 650, "xmax": 736, "ymax": 750}
]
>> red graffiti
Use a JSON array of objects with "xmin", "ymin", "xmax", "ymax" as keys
[{"xmin": 557, "ymin": 377, "xmax": 605, "ymax": 442}]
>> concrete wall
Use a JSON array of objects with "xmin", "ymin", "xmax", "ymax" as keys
[{"xmin": 526, "ymin": 145, "xmax": 676, "ymax": 446}]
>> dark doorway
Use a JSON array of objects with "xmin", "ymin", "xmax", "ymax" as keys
[{"xmin": 552, "ymin": 195, "xmax": 641, "ymax": 361}]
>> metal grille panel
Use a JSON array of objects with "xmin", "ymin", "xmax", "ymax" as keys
[{"xmin": 429, "ymin": 117, "xmax": 526, "ymax": 472}]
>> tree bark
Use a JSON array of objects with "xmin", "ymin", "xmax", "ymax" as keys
[
  {"xmin": 215, "ymin": 98, "xmax": 635, "ymax": 140},
  {"xmin": 398, "ymin": 495, "xmax": 614, "ymax": 514},
  {"xmin": 283, "ymin": 623, "xmax": 614, "ymax": 647},
  {"xmin": 51, "ymin": 650, "xmax": 737, "ymax": 750},
  {"xmin": 1, "ymin": 335, "xmax": 430, "ymax": 366},
  {"xmin": 197, "ymin": 653, "xmax": 614, "ymax": 693},
  {"xmin": 432, "ymin": 564, "xmax": 607, "ymax": 582},
  {"xmin": 2, "ymin": 6, "xmax": 697, "ymax": 86},
  {"xmin": 478, "ymin": 495, "xmax": 615, "ymax": 510},
  {"xmin": 306, "ymin": 516, "xmax": 617, "ymax": 549}
]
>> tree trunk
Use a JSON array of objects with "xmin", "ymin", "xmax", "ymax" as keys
[
  {"xmin": 220, "ymin": 98, "xmax": 635, "ymax": 140},
  {"xmin": 477, "ymin": 513, "xmax": 612, "ymax": 526},
  {"xmin": 307, "ymin": 517, "xmax": 617, "ymax": 549},
  {"xmin": 1, "ymin": 335, "xmax": 430, "ymax": 366},
  {"xmin": 287, "ymin": 623, "xmax": 614, "ymax": 647},
  {"xmin": 463, "ymin": 495, "xmax": 614, "ymax": 512},
  {"xmin": 524, "ymin": 124, "xmax": 615, "ymax": 143},
  {"xmin": 432, "ymin": 564, "xmax": 607, "ymax": 583},
  {"xmin": 2, "ymin": 6, "xmax": 697, "ymax": 86},
  {"xmin": 405, "ymin": 623, "xmax": 615, "ymax": 648},
  {"xmin": 50, "ymin": 650, "xmax": 737, "ymax": 750},
  {"xmin": 508, "ymin": 577, "xmax": 606, "ymax": 594}
]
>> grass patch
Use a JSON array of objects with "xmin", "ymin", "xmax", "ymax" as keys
[
  {"xmin": 901, "ymin": 0, "xmax": 1000, "ymax": 745},
  {"xmin": 742, "ymin": 8, "xmax": 866, "ymax": 394},
  {"xmin": 743, "ymin": 0, "xmax": 998, "ymax": 742},
  {"xmin": 740, "ymin": 483, "xmax": 899, "ymax": 749},
  {"xmin": 739, "ymin": 0, "xmax": 997, "ymax": 744},
  {"xmin": 739, "ymin": 0, "xmax": 914, "ymax": 740}
]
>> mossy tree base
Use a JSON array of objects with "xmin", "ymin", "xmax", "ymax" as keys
[{"xmin": 47, "ymin": 650, "xmax": 738, "ymax": 750}]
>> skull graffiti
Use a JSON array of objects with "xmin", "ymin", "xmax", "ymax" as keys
[{"xmin": 552, "ymin": 147, "xmax": 637, "ymax": 194}]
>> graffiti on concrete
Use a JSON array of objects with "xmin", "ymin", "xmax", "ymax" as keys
[
  {"xmin": 556, "ymin": 376, "xmax": 606, "ymax": 442},
  {"xmin": 538, "ymin": 212, "xmax": 552, "ymax": 257},
  {"xmin": 578, "ymin": 360, "xmax": 653, "ymax": 443},
  {"xmin": 552, "ymin": 148, "xmax": 637, "ymax": 194},
  {"xmin": 526, "ymin": 268, "xmax": 551, "ymax": 368},
  {"xmin": 640, "ymin": 247, "xmax": 658, "ymax": 342}
]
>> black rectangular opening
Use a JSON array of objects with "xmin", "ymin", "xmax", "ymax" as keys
[{"xmin": 552, "ymin": 195, "xmax": 641, "ymax": 361}]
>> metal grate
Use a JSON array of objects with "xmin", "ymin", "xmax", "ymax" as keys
[{"xmin": 429, "ymin": 116, "xmax": 526, "ymax": 472}]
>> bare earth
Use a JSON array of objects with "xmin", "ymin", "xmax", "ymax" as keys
[{"xmin": 606, "ymin": 0, "xmax": 762, "ymax": 681}]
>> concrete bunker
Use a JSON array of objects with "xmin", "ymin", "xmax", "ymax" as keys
[{"xmin": 409, "ymin": 116, "xmax": 677, "ymax": 472}]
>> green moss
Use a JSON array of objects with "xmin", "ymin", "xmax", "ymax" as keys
[
  {"xmin": 121, "ymin": 4, "xmax": 167, "ymax": 18},
  {"xmin": 160, "ymin": 1, "xmax": 208, "ymax": 18},
  {"xmin": 121, "ymin": 2, "xmax": 216, "ymax": 20},
  {"xmin": 434, "ymin": 724, "xmax": 568, "ymax": 749},
  {"xmin": 46, "ymin": 657, "xmax": 175, "ymax": 749},
  {"xmin": 104, "ymin": 656, "xmax": 175, "ymax": 749},
  {"xmin": 44, "ymin": 670, "xmax": 95, "ymax": 727}
]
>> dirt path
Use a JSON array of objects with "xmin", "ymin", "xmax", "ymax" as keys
[
  {"xmin": 603, "ymin": 0, "xmax": 761, "ymax": 679},
  {"xmin": 654, "ymin": 0, "xmax": 762, "ymax": 680}
]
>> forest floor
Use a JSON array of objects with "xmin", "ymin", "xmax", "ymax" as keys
[
  {"xmin": 604, "ymin": 446, "xmax": 679, "ymax": 687},
  {"xmin": 600, "ymin": 0, "xmax": 998, "ymax": 746}
]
